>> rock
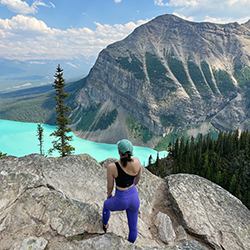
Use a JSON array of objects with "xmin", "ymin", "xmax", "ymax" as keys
[
  {"xmin": 167, "ymin": 174, "xmax": 250, "ymax": 250},
  {"xmin": 155, "ymin": 212, "xmax": 176, "ymax": 244},
  {"xmin": 178, "ymin": 240, "xmax": 206, "ymax": 250},
  {"xmin": 59, "ymin": 233, "xmax": 205, "ymax": 250},
  {"xmin": 10, "ymin": 237, "xmax": 48, "ymax": 250},
  {"xmin": 0, "ymin": 154, "xmax": 165, "ymax": 248},
  {"xmin": 0, "ymin": 154, "xmax": 250, "ymax": 250},
  {"xmin": 175, "ymin": 225, "xmax": 187, "ymax": 242},
  {"xmin": 99, "ymin": 157, "xmax": 118, "ymax": 168}
]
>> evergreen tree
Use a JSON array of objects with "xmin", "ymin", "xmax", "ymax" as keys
[
  {"xmin": 155, "ymin": 152, "xmax": 160, "ymax": 175},
  {"xmin": 215, "ymin": 171, "xmax": 222, "ymax": 186},
  {"xmin": 49, "ymin": 64, "xmax": 75, "ymax": 157},
  {"xmin": 148, "ymin": 155, "xmax": 153, "ymax": 165},
  {"xmin": 167, "ymin": 142, "xmax": 172, "ymax": 152},
  {"xmin": 229, "ymin": 174, "xmax": 238, "ymax": 195},
  {"xmin": 37, "ymin": 123, "xmax": 44, "ymax": 155}
]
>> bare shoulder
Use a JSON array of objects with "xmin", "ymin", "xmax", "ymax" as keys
[
  {"xmin": 107, "ymin": 162, "xmax": 116, "ymax": 171},
  {"xmin": 132, "ymin": 157, "xmax": 142, "ymax": 169},
  {"xmin": 133, "ymin": 157, "xmax": 141, "ymax": 164}
]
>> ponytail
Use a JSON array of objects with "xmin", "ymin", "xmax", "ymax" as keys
[{"xmin": 120, "ymin": 151, "xmax": 133, "ymax": 167}]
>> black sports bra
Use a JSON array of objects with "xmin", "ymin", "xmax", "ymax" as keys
[{"xmin": 115, "ymin": 162, "xmax": 137, "ymax": 188}]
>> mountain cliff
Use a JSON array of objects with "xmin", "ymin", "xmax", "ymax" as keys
[
  {"xmin": 0, "ymin": 154, "xmax": 249, "ymax": 249},
  {"xmin": 68, "ymin": 14, "xmax": 250, "ymax": 147}
]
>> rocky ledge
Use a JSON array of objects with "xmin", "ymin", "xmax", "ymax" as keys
[{"xmin": 0, "ymin": 154, "xmax": 249, "ymax": 250}]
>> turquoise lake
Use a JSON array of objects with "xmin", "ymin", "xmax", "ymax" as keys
[{"xmin": 0, "ymin": 119, "xmax": 167, "ymax": 166}]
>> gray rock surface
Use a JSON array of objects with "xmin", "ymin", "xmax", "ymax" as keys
[
  {"xmin": 60, "ymin": 234, "xmax": 206, "ymax": 250},
  {"xmin": 167, "ymin": 174, "xmax": 250, "ymax": 250},
  {"xmin": 10, "ymin": 237, "xmax": 48, "ymax": 250},
  {"xmin": 0, "ymin": 154, "xmax": 249, "ymax": 250},
  {"xmin": 155, "ymin": 212, "xmax": 176, "ymax": 244}
]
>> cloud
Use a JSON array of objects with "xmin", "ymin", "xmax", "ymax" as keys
[
  {"xmin": 49, "ymin": 1, "xmax": 55, "ymax": 8},
  {"xmin": 173, "ymin": 12, "xmax": 194, "ymax": 21},
  {"xmin": 114, "ymin": 0, "xmax": 122, "ymax": 3},
  {"xmin": 12, "ymin": 82, "xmax": 32, "ymax": 88},
  {"xmin": 154, "ymin": 0, "xmax": 198, "ymax": 7},
  {"xmin": 66, "ymin": 62, "xmax": 78, "ymax": 68},
  {"xmin": 0, "ymin": 15, "xmax": 149, "ymax": 60},
  {"xmin": 0, "ymin": 15, "xmax": 52, "ymax": 37},
  {"xmin": 0, "ymin": 0, "xmax": 50, "ymax": 15},
  {"xmin": 29, "ymin": 61, "xmax": 46, "ymax": 64},
  {"xmin": 155, "ymin": 0, "xmax": 250, "ymax": 24}
]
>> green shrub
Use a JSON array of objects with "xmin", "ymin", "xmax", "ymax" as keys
[
  {"xmin": 0, "ymin": 151, "xmax": 7, "ymax": 158},
  {"xmin": 167, "ymin": 56, "xmax": 193, "ymax": 96},
  {"xmin": 75, "ymin": 106, "xmax": 118, "ymax": 131},
  {"xmin": 213, "ymin": 69, "xmax": 236, "ymax": 95},
  {"xmin": 188, "ymin": 61, "xmax": 210, "ymax": 98},
  {"xmin": 75, "ymin": 105, "xmax": 100, "ymax": 131},
  {"xmin": 146, "ymin": 52, "xmax": 174, "ymax": 87},
  {"xmin": 234, "ymin": 63, "xmax": 250, "ymax": 86},
  {"xmin": 160, "ymin": 114, "xmax": 183, "ymax": 127},
  {"xmin": 93, "ymin": 109, "xmax": 118, "ymax": 130},
  {"xmin": 116, "ymin": 54, "xmax": 146, "ymax": 80},
  {"xmin": 126, "ymin": 116, "xmax": 152, "ymax": 143},
  {"xmin": 201, "ymin": 61, "xmax": 218, "ymax": 94}
]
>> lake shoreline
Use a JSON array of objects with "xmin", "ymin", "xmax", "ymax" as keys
[{"xmin": 0, "ymin": 119, "xmax": 167, "ymax": 166}]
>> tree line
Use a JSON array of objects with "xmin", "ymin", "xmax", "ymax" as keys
[{"xmin": 147, "ymin": 130, "xmax": 250, "ymax": 210}]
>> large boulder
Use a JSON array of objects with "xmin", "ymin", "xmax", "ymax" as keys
[{"xmin": 167, "ymin": 174, "xmax": 250, "ymax": 250}]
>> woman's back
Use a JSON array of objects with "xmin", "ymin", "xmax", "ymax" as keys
[{"xmin": 117, "ymin": 157, "xmax": 141, "ymax": 177}]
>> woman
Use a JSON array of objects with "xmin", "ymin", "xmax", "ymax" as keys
[{"xmin": 102, "ymin": 139, "xmax": 142, "ymax": 243}]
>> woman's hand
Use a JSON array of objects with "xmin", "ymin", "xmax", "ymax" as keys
[{"xmin": 107, "ymin": 193, "xmax": 112, "ymax": 199}]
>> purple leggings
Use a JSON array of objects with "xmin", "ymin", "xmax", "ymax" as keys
[{"xmin": 102, "ymin": 184, "xmax": 140, "ymax": 243}]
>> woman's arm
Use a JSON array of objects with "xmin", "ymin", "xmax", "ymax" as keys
[
  {"xmin": 134, "ymin": 162, "xmax": 142, "ymax": 185},
  {"xmin": 107, "ymin": 164, "xmax": 115, "ymax": 198}
]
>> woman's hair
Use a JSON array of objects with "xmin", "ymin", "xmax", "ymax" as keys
[{"xmin": 120, "ymin": 151, "xmax": 133, "ymax": 167}]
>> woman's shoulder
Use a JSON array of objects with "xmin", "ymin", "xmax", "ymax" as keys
[
  {"xmin": 132, "ymin": 157, "xmax": 141, "ymax": 164},
  {"xmin": 107, "ymin": 162, "xmax": 117, "ymax": 171},
  {"xmin": 132, "ymin": 157, "xmax": 142, "ymax": 169}
]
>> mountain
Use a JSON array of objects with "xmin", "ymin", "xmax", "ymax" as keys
[
  {"xmin": 1, "ymin": 14, "xmax": 250, "ymax": 149},
  {"xmin": 0, "ymin": 154, "xmax": 249, "ymax": 249},
  {"xmin": 0, "ymin": 56, "xmax": 95, "ymax": 92},
  {"xmin": 68, "ymin": 14, "xmax": 250, "ymax": 147}
]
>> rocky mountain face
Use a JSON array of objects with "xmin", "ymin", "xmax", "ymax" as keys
[
  {"xmin": 70, "ymin": 14, "xmax": 250, "ymax": 146},
  {"xmin": 0, "ymin": 154, "xmax": 249, "ymax": 250}
]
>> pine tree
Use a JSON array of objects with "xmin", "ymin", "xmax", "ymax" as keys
[
  {"xmin": 155, "ymin": 152, "xmax": 160, "ymax": 176},
  {"xmin": 229, "ymin": 174, "xmax": 238, "ymax": 196},
  {"xmin": 215, "ymin": 170, "xmax": 222, "ymax": 186},
  {"xmin": 37, "ymin": 123, "xmax": 44, "ymax": 155},
  {"xmin": 49, "ymin": 64, "xmax": 75, "ymax": 157},
  {"xmin": 148, "ymin": 155, "xmax": 153, "ymax": 165}
]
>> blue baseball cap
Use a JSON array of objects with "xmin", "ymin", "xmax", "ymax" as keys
[{"xmin": 117, "ymin": 139, "xmax": 133, "ymax": 154}]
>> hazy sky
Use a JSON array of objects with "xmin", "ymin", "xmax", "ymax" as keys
[{"xmin": 0, "ymin": 0, "xmax": 250, "ymax": 61}]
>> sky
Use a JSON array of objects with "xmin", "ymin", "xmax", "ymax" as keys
[{"xmin": 0, "ymin": 0, "xmax": 250, "ymax": 62}]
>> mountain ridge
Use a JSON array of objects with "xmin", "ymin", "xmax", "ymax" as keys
[
  {"xmin": 1, "ymin": 14, "xmax": 250, "ymax": 148},
  {"xmin": 70, "ymin": 14, "xmax": 250, "ymax": 146}
]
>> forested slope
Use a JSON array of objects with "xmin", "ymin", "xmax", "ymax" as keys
[{"xmin": 147, "ymin": 130, "xmax": 250, "ymax": 210}]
